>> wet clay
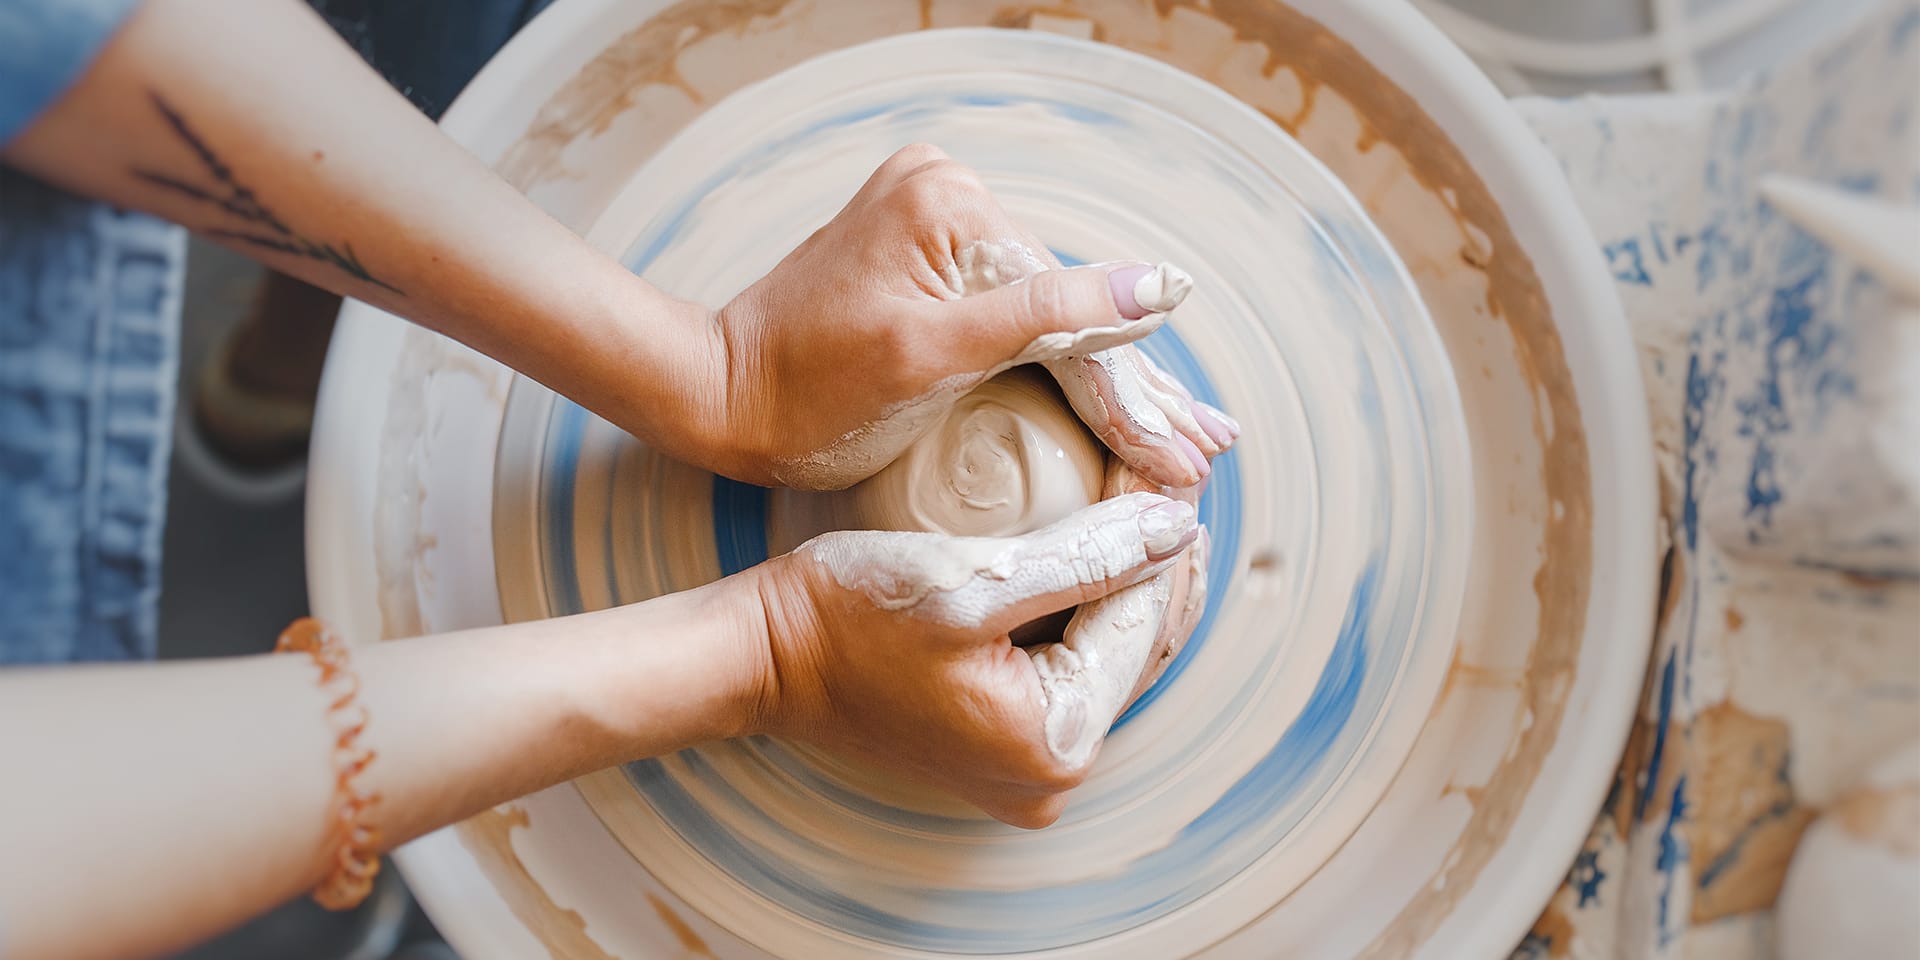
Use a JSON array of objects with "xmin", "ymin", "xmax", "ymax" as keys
[
  {"xmin": 779, "ymin": 370, "xmax": 1189, "ymax": 770},
  {"xmin": 768, "ymin": 367, "xmax": 1107, "ymax": 552},
  {"xmin": 847, "ymin": 368, "xmax": 1106, "ymax": 538}
]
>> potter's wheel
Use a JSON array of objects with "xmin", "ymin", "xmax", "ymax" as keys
[
  {"xmin": 488, "ymin": 32, "xmax": 1468, "ymax": 956},
  {"xmin": 308, "ymin": 4, "xmax": 1657, "ymax": 958}
]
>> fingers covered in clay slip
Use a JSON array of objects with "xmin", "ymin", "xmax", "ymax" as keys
[
  {"xmin": 932, "ymin": 237, "xmax": 1239, "ymax": 489},
  {"xmin": 803, "ymin": 492, "xmax": 1196, "ymax": 631},
  {"xmin": 771, "ymin": 492, "xmax": 1207, "ymax": 827},
  {"xmin": 1027, "ymin": 461, "xmax": 1211, "ymax": 769}
]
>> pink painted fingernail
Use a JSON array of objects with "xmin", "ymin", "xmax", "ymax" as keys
[
  {"xmin": 1193, "ymin": 402, "xmax": 1241, "ymax": 445},
  {"xmin": 1108, "ymin": 262, "xmax": 1194, "ymax": 319},
  {"xmin": 1139, "ymin": 499, "xmax": 1199, "ymax": 560},
  {"xmin": 1175, "ymin": 432, "xmax": 1211, "ymax": 482}
]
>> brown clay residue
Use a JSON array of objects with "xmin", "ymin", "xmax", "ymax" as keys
[
  {"xmin": 1831, "ymin": 780, "xmax": 1920, "ymax": 858},
  {"xmin": 989, "ymin": 5, "xmax": 1108, "ymax": 40},
  {"xmin": 1436, "ymin": 650, "xmax": 1520, "ymax": 706},
  {"xmin": 1151, "ymin": 0, "xmax": 1557, "ymax": 330},
  {"xmin": 646, "ymin": 892, "xmax": 719, "ymax": 958},
  {"xmin": 495, "ymin": 0, "xmax": 797, "ymax": 191},
  {"xmin": 1724, "ymin": 606, "xmax": 1744, "ymax": 631},
  {"xmin": 997, "ymin": 4, "xmax": 1593, "ymax": 945},
  {"xmin": 1526, "ymin": 899, "xmax": 1576, "ymax": 957},
  {"xmin": 1151, "ymin": 3, "xmax": 1595, "ymax": 949},
  {"xmin": 1687, "ymin": 702, "xmax": 1815, "ymax": 922},
  {"xmin": 1285, "ymin": 81, "xmax": 1319, "ymax": 132},
  {"xmin": 459, "ymin": 806, "xmax": 620, "ymax": 960},
  {"xmin": 1459, "ymin": 236, "xmax": 1493, "ymax": 269},
  {"xmin": 1841, "ymin": 569, "xmax": 1901, "ymax": 590}
]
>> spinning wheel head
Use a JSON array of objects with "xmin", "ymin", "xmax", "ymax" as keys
[{"xmin": 309, "ymin": 6, "xmax": 1654, "ymax": 958}]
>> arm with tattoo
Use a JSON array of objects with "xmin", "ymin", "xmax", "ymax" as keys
[
  {"xmin": 0, "ymin": 0, "xmax": 1236, "ymax": 493},
  {"xmin": 1, "ymin": 0, "xmax": 719, "ymax": 461},
  {"xmin": 133, "ymin": 90, "xmax": 401, "ymax": 295}
]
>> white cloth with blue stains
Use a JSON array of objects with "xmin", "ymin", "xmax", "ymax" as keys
[{"xmin": 1508, "ymin": 3, "xmax": 1919, "ymax": 957}]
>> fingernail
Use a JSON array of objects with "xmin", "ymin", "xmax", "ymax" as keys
[
  {"xmin": 1175, "ymin": 432, "xmax": 1211, "ymax": 482},
  {"xmin": 1192, "ymin": 402, "xmax": 1240, "ymax": 446},
  {"xmin": 1139, "ymin": 499, "xmax": 1198, "ymax": 559},
  {"xmin": 1108, "ymin": 262, "xmax": 1194, "ymax": 319}
]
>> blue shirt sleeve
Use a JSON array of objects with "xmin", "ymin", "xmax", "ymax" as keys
[{"xmin": 0, "ymin": 0, "xmax": 144, "ymax": 145}]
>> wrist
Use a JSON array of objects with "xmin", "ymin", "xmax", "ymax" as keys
[
  {"xmin": 670, "ymin": 296, "xmax": 751, "ymax": 478},
  {"xmin": 590, "ymin": 569, "xmax": 781, "ymax": 750},
  {"xmin": 704, "ymin": 566, "xmax": 784, "ymax": 741},
  {"xmin": 736, "ymin": 555, "xmax": 831, "ymax": 741},
  {"xmin": 711, "ymin": 560, "xmax": 796, "ymax": 740},
  {"xmin": 586, "ymin": 282, "xmax": 731, "ymax": 459},
  {"xmin": 697, "ymin": 291, "xmax": 774, "ymax": 483}
]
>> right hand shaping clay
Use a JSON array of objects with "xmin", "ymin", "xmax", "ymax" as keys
[{"xmin": 768, "ymin": 363, "xmax": 1212, "ymax": 771}]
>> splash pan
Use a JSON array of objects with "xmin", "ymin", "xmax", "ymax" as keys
[
  {"xmin": 488, "ymin": 31, "xmax": 1469, "ymax": 958},
  {"xmin": 307, "ymin": 4, "xmax": 1655, "ymax": 958}
]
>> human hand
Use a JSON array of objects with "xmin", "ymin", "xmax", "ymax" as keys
[
  {"xmin": 705, "ymin": 144, "xmax": 1238, "ymax": 491},
  {"xmin": 1029, "ymin": 460, "xmax": 1210, "ymax": 765},
  {"xmin": 747, "ymin": 492, "xmax": 1210, "ymax": 827}
]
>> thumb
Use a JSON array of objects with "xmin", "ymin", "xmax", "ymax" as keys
[
  {"xmin": 971, "ymin": 492, "xmax": 1198, "ymax": 637},
  {"xmin": 1025, "ymin": 522, "xmax": 1206, "ymax": 770},
  {"xmin": 1029, "ymin": 572, "xmax": 1173, "ymax": 769},
  {"xmin": 935, "ymin": 261, "xmax": 1194, "ymax": 371}
]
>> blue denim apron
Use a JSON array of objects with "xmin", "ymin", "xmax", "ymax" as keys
[{"xmin": 2, "ymin": 0, "xmax": 178, "ymax": 664}]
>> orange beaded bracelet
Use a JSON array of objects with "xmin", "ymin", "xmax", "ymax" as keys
[{"xmin": 276, "ymin": 617, "xmax": 383, "ymax": 910}]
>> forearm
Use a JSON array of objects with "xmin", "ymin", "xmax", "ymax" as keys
[
  {"xmin": 353, "ymin": 583, "xmax": 771, "ymax": 842},
  {"xmin": 0, "ymin": 578, "xmax": 769, "ymax": 960},
  {"xmin": 0, "ymin": 0, "xmax": 724, "ymax": 460}
]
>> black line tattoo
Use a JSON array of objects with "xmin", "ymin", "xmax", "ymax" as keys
[{"xmin": 132, "ymin": 91, "xmax": 404, "ymax": 296}]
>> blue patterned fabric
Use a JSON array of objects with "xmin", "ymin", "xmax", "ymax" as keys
[
  {"xmin": 0, "ymin": 168, "xmax": 184, "ymax": 663},
  {"xmin": 0, "ymin": 0, "xmax": 141, "ymax": 144},
  {"xmin": 0, "ymin": 0, "xmax": 172, "ymax": 666},
  {"xmin": 0, "ymin": 0, "xmax": 560, "ymax": 671}
]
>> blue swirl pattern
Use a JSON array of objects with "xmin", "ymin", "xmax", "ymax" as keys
[{"xmin": 512, "ymin": 35, "xmax": 1469, "ymax": 955}]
